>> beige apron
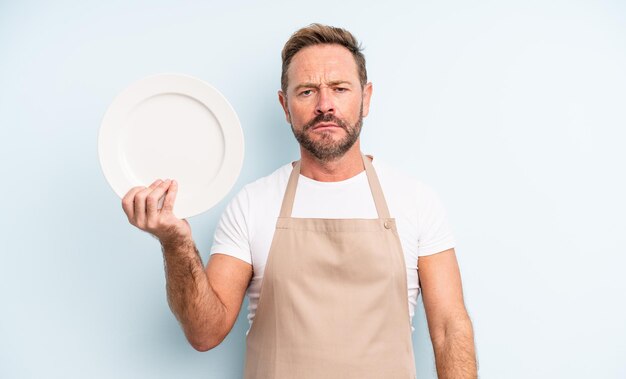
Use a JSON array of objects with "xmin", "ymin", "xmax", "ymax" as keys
[{"xmin": 244, "ymin": 155, "xmax": 416, "ymax": 379}]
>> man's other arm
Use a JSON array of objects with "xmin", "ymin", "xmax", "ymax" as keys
[{"xmin": 418, "ymin": 248, "xmax": 477, "ymax": 379}]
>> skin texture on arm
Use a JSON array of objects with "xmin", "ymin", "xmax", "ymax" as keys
[
  {"xmin": 418, "ymin": 248, "xmax": 477, "ymax": 379},
  {"xmin": 162, "ymin": 242, "xmax": 252, "ymax": 351},
  {"xmin": 122, "ymin": 179, "xmax": 252, "ymax": 351}
]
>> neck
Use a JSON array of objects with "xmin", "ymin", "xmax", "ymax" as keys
[{"xmin": 298, "ymin": 141, "xmax": 366, "ymax": 182}]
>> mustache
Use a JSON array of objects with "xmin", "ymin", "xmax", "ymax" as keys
[{"xmin": 303, "ymin": 113, "xmax": 348, "ymax": 131}]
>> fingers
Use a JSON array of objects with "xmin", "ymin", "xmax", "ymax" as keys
[
  {"xmin": 122, "ymin": 179, "xmax": 181, "ymax": 235},
  {"xmin": 146, "ymin": 179, "xmax": 171, "ymax": 217},
  {"xmin": 122, "ymin": 186, "xmax": 146, "ymax": 221},
  {"xmin": 132, "ymin": 179, "xmax": 162, "ymax": 226},
  {"xmin": 162, "ymin": 180, "xmax": 178, "ymax": 213}
]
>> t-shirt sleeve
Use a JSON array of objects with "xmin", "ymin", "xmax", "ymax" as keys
[
  {"xmin": 209, "ymin": 188, "xmax": 252, "ymax": 264},
  {"xmin": 416, "ymin": 184, "xmax": 456, "ymax": 256}
]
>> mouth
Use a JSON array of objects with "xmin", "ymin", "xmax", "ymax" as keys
[{"xmin": 311, "ymin": 122, "xmax": 341, "ymax": 131}]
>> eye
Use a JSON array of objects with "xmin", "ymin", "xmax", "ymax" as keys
[
  {"xmin": 299, "ymin": 89, "xmax": 314, "ymax": 96},
  {"xmin": 335, "ymin": 87, "xmax": 348, "ymax": 93}
]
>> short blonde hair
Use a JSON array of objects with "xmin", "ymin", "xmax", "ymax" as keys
[{"xmin": 281, "ymin": 23, "xmax": 367, "ymax": 93}]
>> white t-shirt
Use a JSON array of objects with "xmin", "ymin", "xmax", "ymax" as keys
[{"xmin": 210, "ymin": 158, "xmax": 456, "ymax": 333}]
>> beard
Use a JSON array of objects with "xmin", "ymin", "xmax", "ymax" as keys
[{"xmin": 290, "ymin": 103, "xmax": 363, "ymax": 162}]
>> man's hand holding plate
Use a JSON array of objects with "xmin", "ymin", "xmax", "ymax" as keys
[{"xmin": 121, "ymin": 179, "xmax": 192, "ymax": 246}]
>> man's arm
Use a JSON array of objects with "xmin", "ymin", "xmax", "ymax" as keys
[
  {"xmin": 418, "ymin": 248, "xmax": 477, "ymax": 379},
  {"xmin": 162, "ymin": 240, "xmax": 251, "ymax": 351},
  {"xmin": 122, "ymin": 179, "xmax": 252, "ymax": 351}
]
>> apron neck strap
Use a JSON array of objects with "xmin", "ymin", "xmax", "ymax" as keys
[
  {"xmin": 362, "ymin": 154, "xmax": 392, "ymax": 219},
  {"xmin": 279, "ymin": 160, "xmax": 302, "ymax": 218},
  {"xmin": 279, "ymin": 154, "xmax": 392, "ymax": 219}
]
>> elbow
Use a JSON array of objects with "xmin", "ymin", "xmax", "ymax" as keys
[
  {"xmin": 188, "ymin": 333, "xmax": 226, "ymax": 352},
  {"xmin": 191, "ymin": 342, "xmax": 216, "ymax": 352},
  {"xmin": 431, "ymin": 313, "xmax": 474, "ymax": 347},
  {"xmin": 179, "ymin": 311, "xmax": 231, "ymax": 352}
]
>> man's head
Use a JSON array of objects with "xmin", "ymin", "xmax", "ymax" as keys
[
  {"xmin": 281, "ymin": 24, "xmax": 367, "ymax": 94},
  {"xmin": 278, "ymin": 24, "xmax": 372, "ymax": 162}
]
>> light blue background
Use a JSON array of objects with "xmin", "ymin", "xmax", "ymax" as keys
[{"xmin": 1, "ymin": 0, "xmax": 625, "ymax": 378}]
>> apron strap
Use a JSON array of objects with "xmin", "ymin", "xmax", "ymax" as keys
[
  {"xmin": 279, "ymin": 154, "xmax": 391, "ymax": 219},
  {"xmin": 362, "ymin": 154, "xmax": 391, "ymax": 219},
  {"xmin": 279, "ymin": 160, "xmax": 301, "ymax": 218}
]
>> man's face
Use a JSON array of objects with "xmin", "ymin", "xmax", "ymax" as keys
[{"xmin": 279, "ymin": 44, "xmax": 372, "ymax": 162}]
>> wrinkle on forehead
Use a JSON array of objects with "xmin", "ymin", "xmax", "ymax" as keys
[{"xmin": 287, "ymin": 44, "xmax": 360, "ymax": 89}]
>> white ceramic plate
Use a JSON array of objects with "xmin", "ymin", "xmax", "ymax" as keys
[{"xmin": 99, "ymin": 73, "xmax": 244, "ymax": 219}]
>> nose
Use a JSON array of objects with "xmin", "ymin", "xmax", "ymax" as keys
[{"xmin": 315, "ymin": 88, "xmax": 335, "ymax": 115}]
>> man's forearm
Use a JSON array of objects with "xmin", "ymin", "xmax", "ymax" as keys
[
  {"xmin": 432, "ymin": 315, "xmax": 477, "ymax": 379},
  {"xmin": 161, "ymin": 237, "xmax": 227, "ymax": 351}
]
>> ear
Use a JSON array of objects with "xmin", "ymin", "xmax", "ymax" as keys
[
  {"xmin": 361, "ymin": 82, "xmax": 373, "ymax": 118},
  {"xmin": 278, "ymin": 90, "xmax": 291, "ymax": 123}
]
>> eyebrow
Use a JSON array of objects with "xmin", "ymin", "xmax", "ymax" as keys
[{"xmin": 293, "ymin": 80, "xmax": 353, "ymax": 91}]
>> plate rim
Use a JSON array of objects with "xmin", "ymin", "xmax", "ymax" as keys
[{"xmin": 98, "ymin": 73, "xmax": 244, "ymax": 219}]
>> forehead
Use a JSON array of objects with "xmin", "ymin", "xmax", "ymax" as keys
[{"xmin": 287, "ymin": 44, "xmax": 359, "ymax": 87}]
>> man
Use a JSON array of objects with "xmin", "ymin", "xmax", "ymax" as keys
[{"xmin": 122, "ymin": 24, "xmax": 477, "ymax": 379}]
